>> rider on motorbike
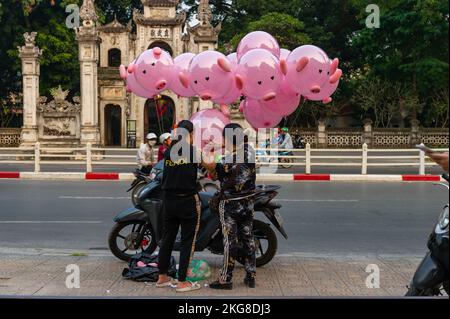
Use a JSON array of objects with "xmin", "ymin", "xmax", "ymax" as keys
[
  {"xmin": 279, "ymin": 127, "xmax": 293, "ymax": 150},
  {"xmin": 137, "ymin": 133, "xmax": 158, "ymax": 175},
  {"xmin": 158, "ymin": 133, "xmax": 172, "ymax": 162}
]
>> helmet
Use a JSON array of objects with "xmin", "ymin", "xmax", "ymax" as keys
[
  {"xmin": 159, "ymin": 133, "xmax": 171, "ymax": 144},
  {"xmin": 146, "ymin": 133, "xmax": 158, "ymax": 140},
  {"xmin": 281, "ymin": 127, "xmax": 289, "ymax": 133}
]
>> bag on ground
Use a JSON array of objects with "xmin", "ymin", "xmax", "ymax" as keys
[
  {"xmin": 187, "ymin": 259, "xmax": 212, "ymax": 282},
  {"xmin": 122, "ymin": 252, "xmax": 177, "ymax": 282}
]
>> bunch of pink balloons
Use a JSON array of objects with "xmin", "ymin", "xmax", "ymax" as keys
[{"xmin": 120, "ymin": 31, "xmax": 343, "ymax": 130}]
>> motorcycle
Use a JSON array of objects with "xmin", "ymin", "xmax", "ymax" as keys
[
  {"xmin": 128, "ymin": 169, "xmax": 153, "ymax": 206},
  {"xmin": 406, "ymin": 174, "xmax": 449, "ymax": 296},
  {"xmin": 128, "ymin": 164, "xmax": 219, "ymax": 206},
  {"xmin": 109, "ymin": 162, "xmax": 288, "ymax": 267}
]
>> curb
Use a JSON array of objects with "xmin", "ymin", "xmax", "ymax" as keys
[
  {"xmin": 0, "ymin": 172, "xmax": 20, "ymax": 179},
  {"xmin": 0, "ymin": 172, "xmax": 445, "ymax": 182}
]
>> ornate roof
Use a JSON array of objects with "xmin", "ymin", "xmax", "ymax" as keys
[
  {"xmin": 188, "ymin": 0, "xmax": 219, "ymax": 44},
  {"xmin": 80, "ymin": 0, "xmax": 98, "ymax": 22},
  {"xmin": 133, "ymin": 8, "xmax": 186, "ymax": 26},
  {"xmin": 98, "ymin": 16, "xmax": 129, "ymax": 33},
  {"xmin": 141, "ymin": 0, "xmax": 180, "ymax": 7}
]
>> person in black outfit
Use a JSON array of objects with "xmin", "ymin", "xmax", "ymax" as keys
[
  {"xmin": 157, "ymin": 120, "xmax": 202, "ymax": 293},
  {"xmin": 203, "ymin": 123, "xmax": 257, "ymax": 290}
]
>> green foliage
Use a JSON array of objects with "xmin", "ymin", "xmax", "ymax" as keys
[
  {"xmin": 0, "ymin": 0, "xmax": 448, "ymax": 128},
  {"xmin": 227, "ymin": 12, "xmax": 310, "ymax": 52}
]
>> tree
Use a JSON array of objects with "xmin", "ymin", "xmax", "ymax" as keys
[
  {"xmin": 227, "ymin": 12, "xmax": 311, "ymax": 51},
  {"xmin": 352, "ymin": 77, "xmax": 424, "ymax": 128},
  {"xmin": 352, "ymin": 0, "xmax": 449, "ymax": 103},
  {"xmin": 426, "ymin": 89, "xmax": 449, "ymax": 128},
  {"xmin": 0, "ymin": 93, "xmax": 23, "ymax": 128}
]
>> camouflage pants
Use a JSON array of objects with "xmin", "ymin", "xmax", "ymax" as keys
[{"xmin": 218, "ymin": 198, "xmax": 256, "ymax": 283}]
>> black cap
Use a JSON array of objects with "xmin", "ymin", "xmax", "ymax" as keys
[{"xmin": 177, "ymin": 120, "xmax": 194, "ymax": 134}]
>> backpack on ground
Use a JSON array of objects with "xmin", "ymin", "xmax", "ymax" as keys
[{"xmin": 122, "ymin": 252, "xmax": 177, "ymax": 282}]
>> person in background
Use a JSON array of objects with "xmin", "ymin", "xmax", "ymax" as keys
[
  {"xmin": 137, "ymin": 133, "xmax": 157, "ymax": 174},
  {"xmin": 203, "ymin": 123, "xmax": 257, "ymax": 290},
  {"xmin": 278, "ymin": 127, "xmax": 293, "ymax": 150},
  {"xmin": 156, "ymin": 120, "xmax": 202, "ymax": 293},
  {"xmin": 158, "ymin": 133, "xmax": 172, "ymax": 162}
]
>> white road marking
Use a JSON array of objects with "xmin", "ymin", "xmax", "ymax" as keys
[
  {"xmin": 277, "ymin": 199, "xmax": 359, "ymax": 202},
  {"xmin": 0, "ymin": 221, "xmax": 102, "ymax": 224}
]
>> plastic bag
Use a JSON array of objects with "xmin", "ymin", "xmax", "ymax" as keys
[{"xmin": 186, "ymin": 260, "xmax": 212, "ymax": 282}]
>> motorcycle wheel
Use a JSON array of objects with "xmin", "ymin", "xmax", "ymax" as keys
[
  {"xmin": 280, "ymin": 158, "xmax": 294, "ymax": 169},
  {"xmin": 108, "ymin": 221, "xmax": 157, "ymax": 262},
  {"xmin": 237, "ymin": 220, "xmax": 278, "ymax": 268},
  {"xmin": 131, "ymin": 182, "xmax": 146, "ymax": 206}
]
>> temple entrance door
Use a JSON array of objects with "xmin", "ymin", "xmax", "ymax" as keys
[
  {"xmin": 105, "ymin": 104, "xmax": 122, "ymax": 146},
  {"xmin": 144, "ymin": 96, "xmax": 175, "ymax": 138}
]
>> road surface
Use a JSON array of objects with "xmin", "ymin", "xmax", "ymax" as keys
[{"xmin": 0, "ymin": 180, "xmax": 447, "ymax": 257}]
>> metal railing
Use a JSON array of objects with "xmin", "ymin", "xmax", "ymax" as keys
[{"xmin": 0, "ymin": 142, "xmax": 448, "ymax": 175}]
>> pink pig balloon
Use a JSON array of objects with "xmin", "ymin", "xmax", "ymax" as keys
[
  {"xmin": 170, "ymin": 53, "xmax": 196, "ymax": 97},
  {"xmin": 237, "ymin": 31, "xmax": 281, "ymax": 61},
  {"xmin": 261, "ymin": 81, "xmax": 301, "ymax": 117},
  {"xmin": 227, "ymin": 53, "xmax": 238, "ymax": 67},
  {"xmin": 280, "ymin": 49, "xmax": 291, "ymax": 60},
  {"xmin": 305, "ymin": 66, "xmax": 343, "ymax": 104},
  {"xmin": 131, "ymin": 47, "xmax": 174, "ymax": 94},
  {"xmin": 180, "ymin": 51, "xmax": 235, "ymax": 101},
  {"xmin": 120, "ymin": 61, "xmax": 157, "ymax": 99},
  {"xmin": 243, "ymin": 99, "xmax": 283, "ymax": 130},
  {"xmin": 236, "ymin": 49, "xmax": 287, "ymax": 102},
  {"xmin": 190, "ymin": 108, "xmax": 231, "ymax": 150},
  {"xmin": 285, "ymin": 45, "xmax": 331, "ymax": 96}
]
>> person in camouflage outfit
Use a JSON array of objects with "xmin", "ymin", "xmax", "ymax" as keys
[{"xmin": 204, "ymin": 123, "xmax": 257, "ymax": 290}]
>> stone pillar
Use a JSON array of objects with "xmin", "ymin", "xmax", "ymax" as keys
[
  {"xmin": 410, "ymin": 119, "xmax": 421, "ymax": 146},
  {"xmin": 75, "ymin": 0, "xmax": 101, "ymax": 146},
  {"xmin": 363, "ymin": 119, "xmax": 373, "ymax": 147},
  {"xmin": 19, "ymin": 32, "xmax": 42, "ymax": 147},
  {"xmin": 317, "ymin": 118, "xmax": 327, "ymax": 148}
]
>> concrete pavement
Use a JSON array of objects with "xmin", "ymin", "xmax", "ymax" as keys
[{"xmin": 0, "ymin": 254, "xmax": 424, "ymax": 297}]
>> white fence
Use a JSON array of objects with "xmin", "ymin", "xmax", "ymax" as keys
[{"xmin": 0, "ymin": 142, "xmax": 448, "ymax": 175}]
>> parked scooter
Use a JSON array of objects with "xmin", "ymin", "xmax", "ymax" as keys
[
  {"xmin": 406, "ymin": 174, "xmax": 449, "ymax": 296},
  {"xmin": 109, "ymin": 162, "xmax": 288, "ymax": 267},
  {"xmin": 128, "ymin": 169, "xmax": 153, "ymax": 206},
  {"xmin": 128, "ymin": 164, "xmax": 219, "ymax": 206}
]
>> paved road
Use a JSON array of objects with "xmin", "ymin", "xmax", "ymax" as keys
[{"xmin": 0, "ymin": 180, "xmax": 447, "ymax": 257}]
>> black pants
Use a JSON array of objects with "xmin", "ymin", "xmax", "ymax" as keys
[
  {"xmin": 158, "ymin": 193, "xmax": 201, "ymax": 282},
  {"xmin": 139, "ymin": 166, "xmax": 152, "ymax": 175},
  {"xmin": 218, "ymin": 198, "xmax": 256, "ymax": 283}
]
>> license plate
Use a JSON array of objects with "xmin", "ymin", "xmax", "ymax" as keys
[{"xmin": 274, "ymin": 210, "xmax": 284, "ymax": 226}]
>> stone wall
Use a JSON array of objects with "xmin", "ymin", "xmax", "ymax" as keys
[
  {"xmin": 292, "ymin": 123, "xmax": 449, "ymax": 149},
  {"xmin": 0, "ymin": 128, "xmax": 22, "ymax": 147}
]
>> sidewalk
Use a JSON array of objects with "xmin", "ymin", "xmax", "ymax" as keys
[{"xmin": 0, "ymin": 253, "xmax": 426, "ymax": 297}]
